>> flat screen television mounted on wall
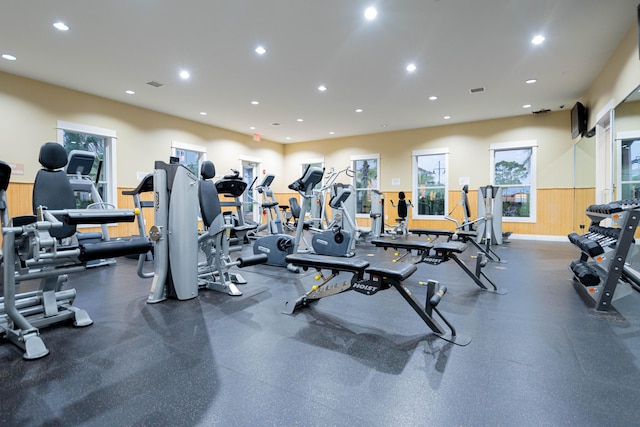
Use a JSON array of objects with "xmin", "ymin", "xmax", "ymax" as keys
[{"xmin": 571, "ymin": 102, "xmax": 587, "ymax": 139}]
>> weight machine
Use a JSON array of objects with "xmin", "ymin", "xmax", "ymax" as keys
[{"xmin": 0, "ymin": 143, "xmax": 151, "ymax": 359}]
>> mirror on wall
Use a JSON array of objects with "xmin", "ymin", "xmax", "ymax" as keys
[
  {"xmin": 614, "ymin": 86, "xmax": 640, "ymax": 202},
  {"xmin": 572, "ymin": 84, "xmax": 640, "ymax": 233}
]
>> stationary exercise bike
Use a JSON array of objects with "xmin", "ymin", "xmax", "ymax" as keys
[
  {"xmin": 311, "ymin": 183, "xmax": 357, "ymax": 257},
  {"xmin": 253, "ymin": 166, "xmax": 324, "ymax": 269}
]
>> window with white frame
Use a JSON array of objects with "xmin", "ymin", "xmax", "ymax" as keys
[
  {"xmin": 413, "ymin": 148, "xmax": 448, "ymax": 218},
  {"xmin": 490, "ymin": 141, "xmax": 537, "ymax": 222},
  {"xmin": 171, "ymin": 141, "xmax": 207, "ymax": 177},
  {"xmin": 57, "ymin": 120, "xmax": 117, "ymax": 208},
  {"xmin": 351, "ymin": 154, "xmax": 379, "ymax": 216}
]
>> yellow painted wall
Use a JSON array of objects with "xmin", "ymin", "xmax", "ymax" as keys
[
  {"xmin": 0, "ymin": 71, "xmax": 284, "ymax": 189},
  {"xmin": 583, "ymin": 23, "xmax": 640, "ymax": 126},
  {"xmin": 282, "ymin": 110, "xmax": 574, "ymax": 191}
]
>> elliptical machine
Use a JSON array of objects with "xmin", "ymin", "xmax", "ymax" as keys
[{"xmin": 253, "ymin": 166, "xmax": 324, "ymax": 269}]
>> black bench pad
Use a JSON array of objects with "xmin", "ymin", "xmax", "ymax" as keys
[
  {"xmin": 410, "ymin": 229, "xmax": 455, "ymax": 237},
  {"xmin": 455, "ymin": 231, "xmax": 477, "ymax": 239},
  {"xmin": 371, "ymin": 237, "xmax": 433, "ymax": 251},
  {"xmin": 434, "ymin": 241, "xmax": 468, "ymax": 253},
  {"xmin": 366, "ymin": 262, "xmax": 417, "ymax": 281},
  {"xmin": 285, "ymin": 253, "xmax": 370, "ymax": 274}
]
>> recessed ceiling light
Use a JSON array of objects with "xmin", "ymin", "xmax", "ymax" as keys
[
  {"xmin": 249, "ymin": 126, "xmax": 256, "ymax": 130},
  {"xmin": 329, "ymin": 131, "xmax": 335, "ymax": 135},
  {"xmin": 53, "ymin": 22, "xmax": 69, "ymax": 31},
  {"xmin": 355, "ymin": 108, "xmax": 363, "ymax": 113},
  {"xmin": 364, "ymin": 7, "xmax": 378, "ymax": 20},
  {"xmin": 1, "ymin": 54, "xmax": 16, "ymax": 61},
  {"xmin": 286, "ymin": 137, "xmax": 292, "ymax": 140},
  {"xmin": 429, "ymin": 96, "xmax": 438, "ymax": 101},
  {"xmin": 318, "ymin": 85, "xmax": 327, "ymax": 92},
  {"xmin": 523, "ymin": 104, "xmax": 532, "ymax": 108},
  {"xmin": 251, "ymin": 100, "xmax": 260, "ymax": 105},
  {"xmin": 444, "ymin": 116, "xmax": 451, "ymax": 120},
  {"xmin": 255, "ymin": 46, "xmax": 266, "ymax": 55},
  {"xmin": 381, "ymin": 124, "xmax": 388, "ymax": 128},
  {"xmin": 296, "ymin": 118, "xmax": 304, "ymax": 122},
  {"xmin": 531, "ymin": 35, "xmax": 545, "ymax": 45},
  {"xmin": 125, "ymin": 90, "xmax": 135, "ymax": 95},
  {"xmin": 526, "ymin": 79, "xmax": 537, "ymax": 84},
  {"xmin": 406, "ymin": 63, "xmax": 417, "ymax": 72},
  {"xmin": 200, "ymin": 112, "xmax": 207, "ymax": 115},
  {"xmin": 179, "ymin": 70, "xmax": 190, "ymax": 79}
]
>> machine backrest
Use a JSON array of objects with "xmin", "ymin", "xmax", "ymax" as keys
[
  {"xmin": 329, "ymin": 185, "xmax": 351, "ymax": 209},
  {"xmin": 397, "ymin": 191, "xmax": 407, "ymax": 219},
  {"xmin": 289, "ymin": 197, "xmax": 301, "ymax": 220},
  {"xmin": 0, "ymin": 161, "xmax": 9, "ymax": 227},
  {"xmin": 33, "ymin": 142, "xmax": 77, "ymax": 239},
  {"xmin": 198, "ymin": 160, "xmax": 222, "ymax": 228},
  {"xmin": 0, "ymin": 160, "xmax": 10, "ymax": 192}
]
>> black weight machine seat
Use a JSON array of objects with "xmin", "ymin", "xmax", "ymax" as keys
[{"xmin": 283, "ymin": 253, "xmax": 470, "ymax": 346}]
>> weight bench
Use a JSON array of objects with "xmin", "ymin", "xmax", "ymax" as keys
[
  {"xmin": 372, "ymin": 237, "xmax": 506, "ymax": 295},
  {"xmin": 370, "ymin": 236, "xmax": 434, "ymax": 262},
  {"xmin": 411, "ymin": 228, "xmax": 504, "ymax": 262},
  {"xmin": 283, "ymin": 253, "xmax": 470, "ymax": 346}
]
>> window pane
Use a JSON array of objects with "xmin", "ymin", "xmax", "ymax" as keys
[
  {"xmin": 494, "ymin": 148, "xmax": 531, "ymax": 185},
  {"xmin": 502, "ymin": 186, "xmax": 530, "ymax": 217},
  {"xmin": 417, "ymin": 186, "xmax": 445, "ymax": 215},
  {"xmin": 620, "ymin": 139, "xmax": 640, "ymax": 182},
  {"xmin": 176, "ymin": 149, "xmax": 200, "ymax": 176},
  {"xmin": 353, "ymin": 159, "xmax": 378, "ymax": 214},
  {"xmin": 63, "ymin": 131, "xmax": 107, "ymax": 206},
  {"xmin": 415, "ymin": 153, "xmax": 446, "ymax": 216},
  {"xmin": 620, "ymin": 183, "xmax": 640, "ymax": 200}
]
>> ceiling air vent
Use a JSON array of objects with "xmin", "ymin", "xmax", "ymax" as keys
[
  {"xmin": 469, "ymin": 87, "xmax": 485, "ymax": 94},
  {"xmin": 146, "ymin": 80, "xmax": 165, "ymax": 88}
]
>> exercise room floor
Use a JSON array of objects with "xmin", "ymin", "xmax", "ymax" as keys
[{"xmin": 1, "ymin": 239, "xmax": 639, "ymax": 426}]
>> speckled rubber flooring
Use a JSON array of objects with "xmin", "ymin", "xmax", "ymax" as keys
[{"xmin": 1, "ymin": 239, "xmax": 639, "ymax": 426}]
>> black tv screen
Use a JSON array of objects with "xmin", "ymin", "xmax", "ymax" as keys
[{"xmin": 571, "ymin": 102, "xmax": 587, "ymax": 139}]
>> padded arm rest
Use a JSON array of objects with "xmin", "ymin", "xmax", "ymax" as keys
[
  {"xmin": 366, "ymin": 262, "xmax": 417, "ymax": 281},
  {"xmin": 285, "ymin": 253, "xmax": 369, "ymax": 275},
  {"xmin": 79, "ymin": 238, "xmax": 152, "ymax": 262},
  {"xmin": 48, "ymin": 208, "xmax": 136, "ymax": 224}
]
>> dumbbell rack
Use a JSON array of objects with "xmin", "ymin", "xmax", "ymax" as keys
[{"xmin": 568, "ymin": 200, "xmax": 640, "ymax": 311}]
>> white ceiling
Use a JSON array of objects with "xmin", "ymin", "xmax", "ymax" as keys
[{"xmin": 0, "ymin": 1, "xmax": 638, "ymax": 143}]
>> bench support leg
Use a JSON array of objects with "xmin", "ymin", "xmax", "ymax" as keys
[
  {"xmin": 449, "ymin": 254, "xmax": 507, "ymax": 295},
  {"xmin": 391, "ymin": 279, "xmax": 471, "ymax": 346}
]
